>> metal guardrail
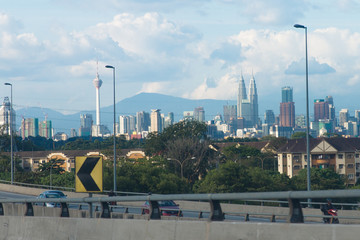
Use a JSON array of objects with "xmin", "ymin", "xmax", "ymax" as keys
[
  {"xmin": 1, "ymin": 189, "xmax": 360, "ymax": 223},
  {"xmin": 0, "ymin": 180, "xmax": 146, "ymax": 196}
]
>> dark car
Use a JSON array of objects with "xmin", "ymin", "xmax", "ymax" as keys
[
  {"xmin": 143, "ymin": 200, "xmax": 182, "ymax": 216},
  {"xmin": 37, "ymin": 190, "xmax": 67, "ymax": 207}
]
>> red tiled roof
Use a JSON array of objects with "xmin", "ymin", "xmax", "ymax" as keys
[{"xmin": 277, "ymin": 137, "xmax": 360, "ymax": 153}]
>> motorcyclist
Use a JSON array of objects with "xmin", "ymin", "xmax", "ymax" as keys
[{"xmin": 321, "ymin": 198, "xmax": 335, "ymax": 223}]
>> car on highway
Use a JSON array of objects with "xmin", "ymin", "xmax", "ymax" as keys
[
  {"xmin": 37, "ymin": 190, "xmax": 67, "ymax": 207},
  {"xmin": 142, "ymin": 200, "xmax": 182, "ymax": 216}
]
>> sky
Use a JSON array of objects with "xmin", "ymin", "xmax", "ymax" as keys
[{"xmin": 1, "ymin": 0, "xmax": 360, "ymax": 119}]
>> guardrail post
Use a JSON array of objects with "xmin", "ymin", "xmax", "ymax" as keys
[
  {"xmin": 209, "ymin": 200, "xmax": 224, "ymax": 221},
  {"xmin": 89, "ymin": 193, "xmax": 93, "ymax": 218},
  {"xmin": 0, "ymin": 203, "xmax": 3, "ymax": 215},
  {"xmin": 149, "ymin": 200, "xmax": 161, "ymax": 220},
  {"xmin": 60, "ymin": 202, "xmax": 69, "ymax": 217},
  {"xmin": 101, "ymin": 202, "xmax": 111, "ymax": 218},
  {"xmin": 25, "ymin": 202, "xmax": 34, "ymax": 216},
  {"xmin": 287, "ymin": 198, "xmax": 304, "ymax": 223}
]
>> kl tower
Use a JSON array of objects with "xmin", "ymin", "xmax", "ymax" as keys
[{"xmin": 92, "ymin": 69, "xmax": 103, "ymax": 137}]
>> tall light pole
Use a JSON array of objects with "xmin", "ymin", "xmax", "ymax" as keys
[
  {"xmin": 167, "ymin": 157, "xmax": 195, "ymax": 179},
  {"xmin": 294, "ymin": 24, "xmax": 311, "ymax": 198},
  {"xmin": 105, "ymin": 65, "xmax": 116, "ymax": 192},
  {"xmin": 4, "ymin": 83, "xmax": 13, "ymax": 184}
]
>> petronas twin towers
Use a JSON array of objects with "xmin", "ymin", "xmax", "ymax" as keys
[{"xmin": 237, "ymin": 74, "xmax": 259, "ymax": 128}]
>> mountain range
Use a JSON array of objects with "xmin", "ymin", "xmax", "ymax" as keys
[{"xmin": 16, "ymin": 93, "xmax": 236, "ymax": 135}]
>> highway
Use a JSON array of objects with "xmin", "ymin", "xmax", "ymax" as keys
[{"xmin": 0, "ymin": 190, "xmax": 303, "ymax": 223}]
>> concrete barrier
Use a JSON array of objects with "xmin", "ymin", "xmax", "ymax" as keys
[
  {"xmin": 1, "ymin": 183, "xmax": 360, "ymax": 224},
  {"xmin": 0, "ymin": 215, "xmax": 360, "ymax": 240}
]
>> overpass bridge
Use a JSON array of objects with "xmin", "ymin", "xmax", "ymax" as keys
[{"xmin": 1, "ymin": 183, "xmax": 360, "ymax": 240}]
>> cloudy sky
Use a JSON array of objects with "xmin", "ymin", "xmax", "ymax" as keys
[{"xmin": 1, "ymin": 0, "xmax": 360, "ymax": 119}]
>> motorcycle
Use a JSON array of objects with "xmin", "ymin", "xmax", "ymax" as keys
[{"xmin": 323, "ymin": 208, "xmax": 339, "ymax": 224}]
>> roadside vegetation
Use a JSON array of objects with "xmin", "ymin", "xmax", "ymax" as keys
[{"xmin": 0, "ymin": 121, "xmax": 352, "ymax": 195}]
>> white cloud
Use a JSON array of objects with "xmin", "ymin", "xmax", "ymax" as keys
[
  {"xmin": 140, "ymin": 81, "xmax": 172, "ymax": 93},
  {"xmin": 188, "ymin": 74, "xmax": 238, "ymax": 100},
  {"xmin": 89, "ymin": 12, "xmax": 200, "ymax": 59},
  {"xmin": 237, "ymin": 0, "xmax": 309, "ymax": 26},
  {"xmin": 347, "ymin": 75, "xmax": 359, "ymax": 86}
]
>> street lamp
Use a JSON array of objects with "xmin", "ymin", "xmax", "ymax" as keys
[
  {"xmin": 4, "ymin": 83, "xmax": 13, "ymax": 184},
  {"xmin": 167, "ymin": 157, "xmax": 196, "ymax": 179},
  {"xmin": 105, "ymin": 65, "xmax": 117, "ymax": 192},
  {"xmin": 294, "ymin": 24, "xmax": 311, "ymax": 197}
]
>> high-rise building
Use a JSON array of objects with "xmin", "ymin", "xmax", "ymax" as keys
[
  {"xmin": 223, "ymin": 105, "xmax": 237, "ymax": 124},
  {"xmin": 150, "ymin": 109, "xmax": 162, "ymax": 133},
  {"xmin": 0, "ymin": 97, "xmax": 16, "ymax": 135},
  {"xmin": 355, "ymin": 110, "xmax": 360, "ymax": 124},
  {"xmin": 164, "ymin": 112, "xmax": 174, "ymax": 129},
  {"xmin": 194, "ymin": 107, "xmax": 205, "ymax": 122},
  {"xmin": 119, "ymin": 115, "xmax": 129, "ymax": 134},
  {"xmin": 129, "ymin": 115, "xmax": 136, "ymax": 133},
  {"xmin": 39, "ymin": 120, "xmax": 52, "ymax": 139},
  {"xmin": 237, "ymin": 74, "xmax": 259, "ymax": 128},
  {"xmin": 314, "ymin": 99, "xmax": 329, "ymax": 122},
  {"xmin": 21, "ymin": 118, "xmax": 39, "ymax": 139},
  {"xmin": 282, "ymin": 86, "xmax": 293, "ymax": 103},
  {"xmin": 280, "ymin": 102, "xmax": 295, "ymax": 127},
  {"xmin": 79, "ymin": 114, "xmax": 92, "ymax": 137},
  {"xmin": 70, "ymin": 128, "xmax": 77, "ymax": 138},
  {"xmin": 279, "ymin": 87, "xmax": 295, "ymax": 128},
  {"xmin": 136, "ymin": 111, "xmax": 150, "ymax": 133},
  {"xmin": 264, "ymin": 110, "xmax": 275, "ymax": 126},
  {"xmin": 339, "ymin": 109, "xmax": 349, "ymax": 127}
]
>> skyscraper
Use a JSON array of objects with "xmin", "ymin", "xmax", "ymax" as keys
[
  {"xmin": 279, "ymin": 86, "xmax": 295, "ymax": 127},
  {"xmin": 21, "ymin": 118, "xmax": 39, "ymax": 139},
  {"xmin": 264, "ymin": 110, "xmax": 275, "ymax": 126},
  {"xmin": 150, "ymin": 109, "xmax": 162, "ymax": 133},
  {"xmin": 0, "ymin": 97, "xmax": 16, "ymax": 135},
  {"xmin": 119, "ymin": 115, "xmax": 129, "ymax": 134},
  {"xmin": 282, "ymin": 86, "xmax": 293, "ymax": 102},
  {"xmin": 136, "ymin": 111, "xmax": 150, "ymax": 133},
  {"xmin": 79, "ymin": 114, "xmax": 92, "ymax": 137},
  {"xmin": 339, "ymin": 109, "xmax": 349, "ymax": 127},
  {"xmin": 237, "ymin": 74, "xmax": 259, "ymax": 128},
  {"xmin": 39, "ymin": 120, "xmax": 52, "ymax": 139},
  {"xmin": 223, "ymin": 105, "xmax": 237, "ymax": 124},
  {"xmin": 314, "ymin": 99, "xmax": 329, "ymax": 122},
  {"xmin": 194, "ymin": 107, "xmax": 205, "ymax": 122}
]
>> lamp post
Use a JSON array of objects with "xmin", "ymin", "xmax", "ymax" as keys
[
  {"xmin": 4, "ymin": 83, "xmax": 13, "ymax": 184},
  {"xmin": 105, "ymin": 65, "xmax": 117, "ymax": 192},
  {"xmin": 294, "ymin": 24, "xmax": 311, "ymax": 198},
  {"xmin": 167, "ymin": 157, "xmax": 195, "ymax": 179}
]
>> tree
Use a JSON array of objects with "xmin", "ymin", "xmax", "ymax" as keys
[
  {"xmin": 194, "ymin": 161, "xmax": 293, "ymax": 193},
  {"xmin": 144, "ymin": 120, "xmax": 211, "ymax": 183},
  {"xmin": 104, "ymin": 158, "xmax": 190, "ymax": 194},
  {"xmin": 291, "ymin": 168, "xmax": 345, "ymax": 191},
  {"xmin": 166, "ymin": 137, "xmax": 210, "ymax": 183},
  {"xmin": 194, "ymin": 161, "xmax": 250, "ymax": 193},
  {"xmin": 144, "ymin": 120, "xmax": 207, "ymax": 156},
  {"xmin": 222, "ymin": 144, "xmax": 261, "ymax": 167},
  {"xmin": 291, "ymin": 132, "xmax": 307, "ymax": 139}
]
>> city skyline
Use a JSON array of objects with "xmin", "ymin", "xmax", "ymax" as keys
[{"xmin": 0, "ymin": 1, "xmax": 360, "ymax": 116}]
